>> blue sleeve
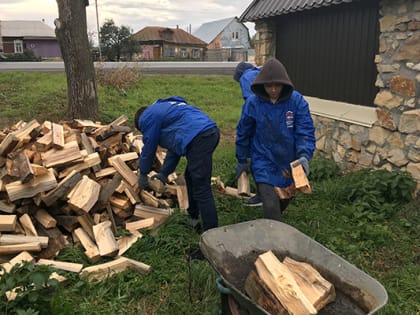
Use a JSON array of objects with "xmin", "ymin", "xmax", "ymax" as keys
[
  {"xmin": 294, "ymin": 94, "xmax": 316, "ymax": 160},
  {"xmin": 160, "ymin": 151, "xmax": 181, "ymax": 176},
  {"xmin": 235, "ymin": 99, "xmax": 255, "ymax": 163},
  {"xmin": 139, "ymin": 119, "xmax": 161, "ymax": 175}
]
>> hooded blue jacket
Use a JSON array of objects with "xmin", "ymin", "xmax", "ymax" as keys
[
  {"xmin": 240, "ymin": 67, "xmax": 260, "ymax": 100},
  {"xmin": 236, "ymin": 59, "xmax": 315, "ymax": 188},
  {"xmin": 137, "ymin": 96, "xmax": 216, "ymax": 175}
]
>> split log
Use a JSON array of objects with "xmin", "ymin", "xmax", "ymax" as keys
[
  {"xmin": 237, "ymin": 172, "xmax": 251, "ymax": 196},
  {"xmin": 37, "ymin": 258, "xmax": 83, "ymax": 273},
  {"xmin": 51, "ymin": 122, "xmax": 65, "ymax": 149},
  {"xmin": 67, "ymin": 175, "xmax": 101, "ymax": 213},
  {"xmin": 245, "ymin": 270, "xmax": 288, "ymax": 315},
  {"xmin": 41, "ymin": 140, "xmax": 83, "ymax": 168},
  {"xmin": 73, "ymin": 227, "xmax": 100, "ymax": 263},
  {"xmin": 0, "ymin": 234, "xmax": 49, "ymax": 248},
  {"xmin": 290, "ymin": 160, "xmax": 312, "ymax": 194},
  {"xmin": 19, "ymin": 213, "xmax": 38, "ymax": 236},
  {"xmin": 255, "ymin": 251, "xmax": 317, "ymax": 315},
  {"xmin": 1, "ymin": 251, "xmax": 35, "ymax": 274},
  {"xmin": 109, "ymin": 156, "xmax": 137, "ymax": 187},
  {"xmin": 0, "ymin": 242, "xmax": 42, "ymax": 254},
  {"xmin": 0, "ymin": 214, "xmax": 17, "ymax": 231},
  {"xmin": 117, "ymin": 231, "xmax": 142, "ymax": 256},
  {"xmin": 125, "ymin": 217, "xmax": 155, "ymax": 232},
  {"xmin": 92, "ymin": 220, "xmax": 119, "ymax": 257},
  {"xmin": 283, "ymin": 257, "xmax": 335, "ymax": 310},
  {"xmin": 35, "ymin": 208, "xmax": 57, "ymax": 229},
  {"xmin": 41, "ymin": 169, "xmax": 82, "ymax": 207}
]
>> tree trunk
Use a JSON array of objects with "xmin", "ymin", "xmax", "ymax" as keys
[{"xmin": 55, "ymin": 0, "xmax": 99, "ymax": 120}]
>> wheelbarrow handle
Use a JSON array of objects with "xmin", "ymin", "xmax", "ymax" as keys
[{"xmin": 216, "ymin": 277, "xmax": 232, "ymax": 295}]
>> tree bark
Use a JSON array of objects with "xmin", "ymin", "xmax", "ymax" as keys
[{"xmin": 55, "ymin": 0, "xmax": 99, "ymax": 120}]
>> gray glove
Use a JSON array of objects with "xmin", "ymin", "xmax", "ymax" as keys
[
  {"xmin": 151, "ymin": 173, "xmax": 167, "ymax": 184},
  {"xmin": 235, "ymin": 162, "xmax": 250, "ymax": 180},
  {"xmin": 297, "ymin": 157, "xmax": 310, "ymax": 176},
  {"xmin": 138, "ymin": 173, "xmax": 149, "ymax": 190}
]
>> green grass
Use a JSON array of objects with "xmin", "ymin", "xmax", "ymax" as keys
[{"xmin": 0, "ymin": 72, "xmax": 419, "ymax": 315}]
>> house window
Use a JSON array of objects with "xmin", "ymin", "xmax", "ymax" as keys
[
  {"xmin": 167, "ymin": 47, "xmax": 175, "ymax": 57},
  {"xmin": 180, "ymin": 48, "xmax": 188, "ymax": 58},
  {"xmin": 14, "ymin": 40, "xmax": 23, "ymax": 53},
  {"xmin": 232, "ymin": 32, "xmax": 239, "ymax": 40},
  {"xmin": 192, "ymin": 49, "xmax": 200, "ymax": 59}
]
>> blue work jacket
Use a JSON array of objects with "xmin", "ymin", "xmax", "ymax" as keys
[
  {"xmin": 137, "ymin": 96, "xmax": 216, "ymax": 175},
  {"xmin": 240, "ymin": 67, "xmax": 260, "ymax": 100},
  {"xmin": 236, "ymin": 91, "xmax": 316, "ymax": 188}
]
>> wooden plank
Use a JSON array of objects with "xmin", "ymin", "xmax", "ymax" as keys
[
  {"xmin": 5, "ymin": 168, "xmax": 57, "ymax": 202},
  {"xmin": 255, "ymin": 251, "xmax": 317, "ymax": 315}
]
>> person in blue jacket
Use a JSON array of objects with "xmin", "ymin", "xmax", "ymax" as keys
[
  {"xmin": 235, "ymin": 58, "xmax": 316, "ymax": 221},
  {"xmin": 234, "ymin": 62, "xmax": 263, "ymax": 207},
  {"xmin": 134, "ymin": 96, "xmax": 220, "ymax": 232}
]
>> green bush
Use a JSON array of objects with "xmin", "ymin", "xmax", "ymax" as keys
[
  {"xmin": 309, "ymin": 156, "xmax": 341, "ymax": 181},
  {"xmin": 0, "ymin": 49, "xmax": 41, "ymax": 62}
]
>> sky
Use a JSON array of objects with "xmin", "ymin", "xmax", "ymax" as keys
[{"xmin": 0, "ymin": 0, "xmax": 256, "ymax": 39}]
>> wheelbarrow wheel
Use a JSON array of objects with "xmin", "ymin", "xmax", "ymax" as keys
[{"xmin": 221, "ymin": 293, "xmax": 250, "ymax": 315}]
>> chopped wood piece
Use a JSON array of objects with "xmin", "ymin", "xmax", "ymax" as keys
[
  {"xmin": 5, "ymin": 168, "xmax": 57, "ymax": 201},
  {"xmin": 237, "ymin": 172, "xmax": 251, "ymax": 196},
  {"xmin": 58, "ymin": 152, "xmax": 101, "ymax": 178},
  {"xmin": 42, "ymin": 169, "xmax": 82, "ymax": 207},
  {"xmin": 0, "ymin": 242, "xmax": 42, "ymax": 254},
  {"xmin": 290, "ymin": 160, "xmax": 312, "ymax": 194},
  {"xmin": 125, "ymin": 217, "xmax": 155, "ymax": 232},
  {"xmin": 35, "ymin": 208, "xmax": 57, "ymax": 228},
  {"xmin": 51, "ymin": 122, "xmax": 65, "ymax": 149},
  {"xmin": 117, "ymin": 231, "xmax": 142, "ymax": 256},
  {"xmin": 67, "ymin": 175, "xmax": 101, "ymax": 213},
  {"xmin": 140, "ymin": 190, "xmax": 160, "ymax": 208},
  {"xmin": 283, "ymin": 257, "xmax": 336, "ymax": 310},
  {"xmin": 19, "ymin": 213, "xmax": 38, "ymax": 236},
  {"xmin": 74, "ymin": 227, "xmax": 100, "ymax": 263},
  {"xmin": 255, "ymin": 250, "xmax": 317, "ymax": 315},
  {"xmin": 0, "ymin": 133, "xmax": 19, "ymax": 157},
  {"xmin": 41, "ymin": 140, "xmax": 83, "ymax": 168},
  {"xmin": 15, "ymin": 152, "xmax": 34, "ymax": 183},
  {"xmin": 109, "ymin": 156, "xmax": 137, "ymax": 187},
  {"xmin": 95, "ymin": 167, "xmax": 117, "ymax": 178},
  {"xmin": 93, "ymin": 220, "xmax": 119, "ymax": 257},
  {"xmin": 1, "ymin": 251, "xmax": 35, "ymax": 274},
  {"xmin": 134, "ymin": 204, "xmax": 174, "ymax": 216},
  {"xmin": 245, "ymin": 270, "xmax": 288, "ymax": 315},
  {"xmin": 80, "ymin": 256, "xmax": 151, "ymax": 281},
  {"xmin": 37, "ymin": 258, "xmax": 83, "ymax": 273},
  {"xmin": 0, "ymin": 214, "xmax": 17, "ymax": 231},
  {"xmin": 0, "ymin": 234, "xmax": 49, "ymax": 248},
  {"xmin": 0, "ymin": 200, "xmax": 16, "ymax": 213}
]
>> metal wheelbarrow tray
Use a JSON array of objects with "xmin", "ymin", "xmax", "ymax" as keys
[{"xmin": 199, "ymin": 219, "xmax": 388, "ymax": 315}]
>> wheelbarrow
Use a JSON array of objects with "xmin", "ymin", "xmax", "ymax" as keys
[{"xmin": 199, "ymin": 219, "xmax": 388, "ymax": 315}]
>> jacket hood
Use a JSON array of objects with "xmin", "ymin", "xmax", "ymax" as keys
[
  {"xmin": 251, "ymin": 58, "xmax": 294, "ymax": 102},
  {"xmin": 233, "ymin": 62, "xmax": 254, "ymax": 82}
]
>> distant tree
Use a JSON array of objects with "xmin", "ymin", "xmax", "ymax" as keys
[
  {"xmin": 100, "ymin": 19, "xmax": 138, "ymax": 61},
  {"xmin": 55, "ymin": 0, "xmax": 98, "ymax": 120}
]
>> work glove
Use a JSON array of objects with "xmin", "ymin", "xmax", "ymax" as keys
[
  {"xmin": 235, "ymin": 162, "xmax": 250, "ymax": 180},
  {"xmin": 137, "ymin": 173, "xmax": 149, "ymax": 190},
  {"xmin": 296, "ymin": 157, "xmax": 310, "ymax": 176},
  {"xmin": 151, "ymin": 173, "xmax": 167, "ymax": 185}
]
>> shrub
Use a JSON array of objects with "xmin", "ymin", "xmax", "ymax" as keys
[
  {"xmin": 95, "ymin": 63, "xmax": 141, "ymax": 90},
  {"xmin": 0, "ymin": 49, "xmax": 41, "ymax": 62},
  {"xmin": 309, "ymin": 156, "xmax": 341, "ymax": 181}
]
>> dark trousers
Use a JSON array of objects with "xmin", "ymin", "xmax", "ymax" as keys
[
  {"xmin": 185, "ymin": 127, "xmax": 220, "ymax": 231},
  {"xmin": 257, "ymin": 183, "xmax": 290, "ymax": 221}
]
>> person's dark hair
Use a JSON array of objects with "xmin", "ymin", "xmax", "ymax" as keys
[{"xmin": 134, "ymin": 106, "xmax": 148, "ymax": 130}]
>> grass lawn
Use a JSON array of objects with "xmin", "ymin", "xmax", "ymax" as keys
[{"xmin": 0, "ymin": 71, "xmax": 418, "ymax": 315}]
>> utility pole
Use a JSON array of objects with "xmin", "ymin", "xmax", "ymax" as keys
[{"xmin": 95, "ymin": 0, "xmax": 102, "ymax": 60}]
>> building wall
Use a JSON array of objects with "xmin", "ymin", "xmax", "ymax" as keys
[
  {"xmin": 26, "ymin": 39, "xmax": 61, "ymax": 58},
  {"xmin": 253, "ymin": 0, "xmax": 420, "ymax": 193}
]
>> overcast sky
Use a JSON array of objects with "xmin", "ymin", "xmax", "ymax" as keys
[{"xmin": 0, "ymin": 0, "xmax": 255, "ymax": 37}]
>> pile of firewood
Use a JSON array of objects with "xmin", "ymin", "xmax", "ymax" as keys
[
  {"xmin": 245, "ymin": 251, "xmax": 336, "ymax": 315},
  {"xmin": 0, "ymin": 116, "xmax": 191, "ymax": 288}
]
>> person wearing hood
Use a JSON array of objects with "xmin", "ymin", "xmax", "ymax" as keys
[
  {"xmin": 233, "ymin": 61, "xmax": 263, "ymax": 207},
  {"xmin": 134, "ymin": 96, "xmax": 220, "ymax": 232},
  {"xmin": 235, "ymin": 58, "xmax": 316, "ymax": 221}
]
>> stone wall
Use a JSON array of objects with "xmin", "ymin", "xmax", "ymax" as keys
[{"xmin": 253, "ymin": 0, "xmax": 420, "ymax": 193}]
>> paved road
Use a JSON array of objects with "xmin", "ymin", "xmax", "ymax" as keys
[{"xmin": 0, "ymin": 61, "xmax": 239, "ymax": 75}]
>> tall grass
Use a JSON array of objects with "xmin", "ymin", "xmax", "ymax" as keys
[{"xmin": 0, "ymin": 71, "xmax": 418, "ymax": 315}]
